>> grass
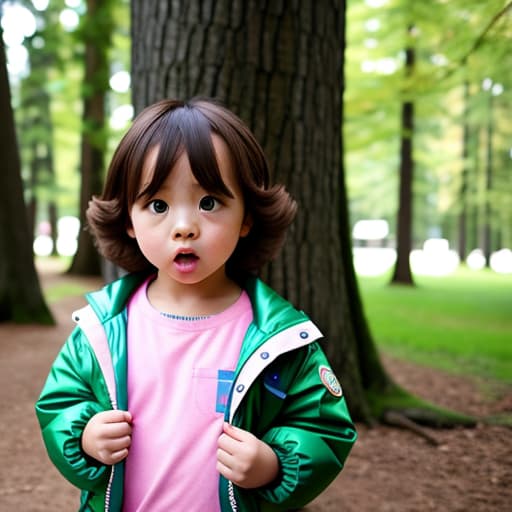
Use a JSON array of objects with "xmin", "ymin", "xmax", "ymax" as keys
[
  {"xmin": 36, "ymin": 256, "xmax": 100, "ymax": 303},
  {"xmin": 357, "ymin": 266, "xmax": 512, "ymax": 385},
  {"xmin": 45, "ymin": 282, "xmax": 94, "ymax": 303}
]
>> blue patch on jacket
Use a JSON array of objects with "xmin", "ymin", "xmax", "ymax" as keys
[{"xmin": 264, "ymin": 371, "xmax": 287, "ymax": 399}]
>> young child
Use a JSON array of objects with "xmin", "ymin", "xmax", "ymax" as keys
[{"xmin": 35, "ymin": 98, "xmax": 357, "ymax": 511}]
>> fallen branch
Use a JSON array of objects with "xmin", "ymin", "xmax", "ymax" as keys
[{"xmin": 383, "ymin": 410, "xmax": 441, "ymax": 446}]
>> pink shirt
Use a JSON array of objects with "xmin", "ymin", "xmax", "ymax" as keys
[{"xmin": 123, "ymin": 278, "xmax": 253, "ymax": 511}]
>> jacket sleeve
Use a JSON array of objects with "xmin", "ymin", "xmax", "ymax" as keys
[
  {"xmin": 257, "ymin": 342, "xmax": 357, "ymax": 510},
  {"xmin": 34, "ymin": 327, "xmax": 112, "ymax": 492}
]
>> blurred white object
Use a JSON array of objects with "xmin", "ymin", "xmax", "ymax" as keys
[
  {"xmin": 410, "ymin": 238, "xmax": 460, "ymax": 276},
  {"xmin": 466, "ymin": 249, "xmax": 486, "ymax": 271},
  {"xmin": 56, "ymin": 216, "xmax": 80, "ymax": 256},
  {"xmin": 33, "ymin": 235, "xmax": 53, "ymax": 256},
  {"xmin": 490, "ymin": 249, "xmax": 512, "ymax": 274},
  {"xmin": 352, "ymin": 219, "xmax": 389, "ymax": 241},
  {"xmin": 353, "ymin": 247, "xmax": 397, "ymax": 276}
]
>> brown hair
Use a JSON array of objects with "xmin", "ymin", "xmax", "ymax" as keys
[{"xmin": 86, "ymin": 98, "xmax": 297, "ymax": 278}]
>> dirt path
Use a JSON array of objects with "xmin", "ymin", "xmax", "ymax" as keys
[{"xmin": 0, "ymin": 268, "xmax": 510, "ymax": 511}]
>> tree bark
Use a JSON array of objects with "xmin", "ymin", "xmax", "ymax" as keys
[
  {"xmin": 481, "ymin": 92, "xmax": 494, "ymax": 266},
  {"xmin": 391, "ymin": 41, "xmax": 415, "ymax": 286},
  {"xmin": 130, "ymin": 0, "xmax": 396, "ymax": 421},
  {"xmin": 0, "ymin": 32, "xmax": 53, "ymax": 324},
  {"xmin": 458, "ymin": 82, "xmax": 470, "ymax": 263}
]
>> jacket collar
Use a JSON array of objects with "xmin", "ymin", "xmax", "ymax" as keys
[
  {"xmin": 85, "ymin": 271, "xmax": 148, "ymax": 322},
  {"xmin": 86, "ymin": 272, "xmax": 307, "ymax": 335}
]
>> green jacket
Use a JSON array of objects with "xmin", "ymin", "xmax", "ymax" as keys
[{"xmin": 35, "ymin": 273, "xmax": 356, "ymax": 511}]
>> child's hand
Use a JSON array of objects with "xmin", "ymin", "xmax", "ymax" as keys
[
  {"xmin": 82, "ymin": 410, "xmax": 132, "ymax": 465},
  {"xmin": 217, "ymin": 422, "xmax": 279, "ymax": 489}
]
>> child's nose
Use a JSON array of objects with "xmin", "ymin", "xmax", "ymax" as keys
[{"xmin": 171, "ymin": 214, "xmax": 199, "ymax": 240}]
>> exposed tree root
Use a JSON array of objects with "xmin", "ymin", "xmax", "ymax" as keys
[
  {"xmin": 366, "ymin": 383, "xmax": 477, "ymax": 437},
  {"xmin": 482, "ymin": 413, "xmax": 512, "ymax": 428},
  {"xmin": 382, "ymin": 410, "xmax": 441, "ymax": 446},
  {"xmin": 390, "ymin": 406, "xmax": 476, "ymax": 428}
]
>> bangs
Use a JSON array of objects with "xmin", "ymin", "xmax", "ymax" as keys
[{"xmin": 139, "ymin": 105, "xmax": 233, "ymax": 199}]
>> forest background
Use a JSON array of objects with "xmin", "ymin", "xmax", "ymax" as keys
[
  {"xmin": 0, "ymin": 0, "xmax": 512, "ymax": 510},
  {"xmin": 2, "ymin": 0, "xmax": 512, "ymax": 435},
  {"xmin": 4, "ymin": 0, "xmax": 512, "ymax": 270}
]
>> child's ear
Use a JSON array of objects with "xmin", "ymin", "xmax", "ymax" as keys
[
  {"xmin": 239, "ymin": 214, "xmax": 253, "ymax": 238},
  {"xmin": 127, "ymin": 224, "xmax": 135, "ymax": 238}
]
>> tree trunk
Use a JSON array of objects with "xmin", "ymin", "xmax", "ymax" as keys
[
  {"xmin": 130, "ymin": 0, "xmax": 397, "ymax": 421},
  {"xmin": 458, "ymin": 81, "xmax": 470, "ymax": 263},
  {"xmin": 469, "ymin": 124, "xmax": 481, "ymax": 254},
  {"xmin": 391, "ymin": 41, "xmax": 415, "ymax": 286},
  {"xmin": 19, "ymin": 1, "xmax": 61, "ymax": 256},
  {"xmin": 68, "ymin": 0, "xmax": 113, "ymax": 276},
  {"xmin": 27, "ymin": 156, "xmax": 37, "ymax": 239},
  {"xmin": 481, "ymin": 92, "xmax": 494, "ymax": 266},
  {"xmin": 0, "ymin": 32, "xmax": 53, "ymax": 324}
]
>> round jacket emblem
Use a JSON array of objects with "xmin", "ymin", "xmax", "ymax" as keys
[{"xmin": 319, "ymin": 365, "xmax": 342, "ymax": 397}]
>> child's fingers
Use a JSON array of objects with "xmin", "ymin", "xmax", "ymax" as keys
[
  {"xmin": 216, "ymin": 458, "xmax": 234, "ymax": 481},
  {"xmin": 222, "ymin": 422, "xmax": 250, "ymax": 441},
  {"xmin": 109, "ymin": 448, "xmax": 130, "ymax": 464},
  {"xmin": 217, "ymin": 432, "xmax": 237, "ymax": 455},
  {"xmin": 98, "ymin": 409, "xmax": 132, "ymax": 424},
  {"xmin": 216, "ymin": 445, "xmax": 232, "ymax": 468},
  {"xmin": 92, "ymin": 410, "xmax": 132, "ymax": 439},
  {"xmin": 102, "ymin": 420, "xmax": 132, "ymax": 439},
  {"xmin": 105, "ymin": 435, "xmax": 131, "ymax": 453}
]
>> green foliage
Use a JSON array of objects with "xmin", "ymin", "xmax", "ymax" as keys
[
  {"xmin": 345, "ymin": 0, "xmax": 512, "ymax": 249},
  {"xmin": 11, "ymin": 0, "xmax": 131, "ymax": 224},
  {"xmin": 358, "ymin": 267, "xmax": 512, "ymax": 384}
]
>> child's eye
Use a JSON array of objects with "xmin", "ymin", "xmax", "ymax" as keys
[
  {"xmin": 148, "ymin": 199, "xmax": 168, "ymax": 214},
  {"xmin": 199, "ymin": 196, "xmax": 219, "ymax": 212}
]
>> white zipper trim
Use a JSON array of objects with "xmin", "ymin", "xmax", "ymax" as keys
[
  {"xmin": 227, "ymin": 480, "xmax": 238, "ymax": 511},
  {"xmin": 104, "ymin": 467, "xmax": 115, "ymax": 512},
  {"xmin": 228, "ymin": 320, "xmax": 322, "ymax": 423},
  {"xmin": 72, "ymin": 305, "xmax": 117, "ymax": 511},
  {"xmin": 73, "ymin": 305, "xmax": 118, "ymax": 409}
]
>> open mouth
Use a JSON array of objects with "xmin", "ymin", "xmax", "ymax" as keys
[{"xmin": 174, "ymin": 253, "xmax": 199, "ymax": 264}]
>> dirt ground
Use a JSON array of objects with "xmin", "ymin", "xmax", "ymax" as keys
[{"xmin": 0, "ymin": 268, "xmax": 511, "ymax": 511}]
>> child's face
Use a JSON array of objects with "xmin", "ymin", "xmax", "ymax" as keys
[{"xmin": 127, "ymin": 135, "xmax": 251, "ymax": 288}]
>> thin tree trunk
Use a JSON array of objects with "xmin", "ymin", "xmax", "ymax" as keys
[
  {"xmin": 458, "ymin": 81, "xmax": 470, "ymax": 262},
  {"xmin": 28, "ymin": 154, "xmax": 37, "ymax": 239},
  {"xmin": 391, "ymin": 40, "xmax": 415, "ymax": 285},
  {"xmin": 49, "ymin": 201, "xmax": 58, "ymax": 256},
  {"xmin": 481, "ymin": 92, "xmax": 494, "ymax": 266},
  {"xmin": 469, "ymin": 125, "xmax": 481, "ymax": 254}
]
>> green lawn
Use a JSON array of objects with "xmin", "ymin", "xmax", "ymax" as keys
[{"xmin": 357, "ymin": 267, "xmax": 512, "ymax": 385}]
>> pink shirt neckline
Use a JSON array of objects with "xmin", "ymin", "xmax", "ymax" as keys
[{"xmin": 140, "ymin": 276, "xmax": 251, "ymax": 331}]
